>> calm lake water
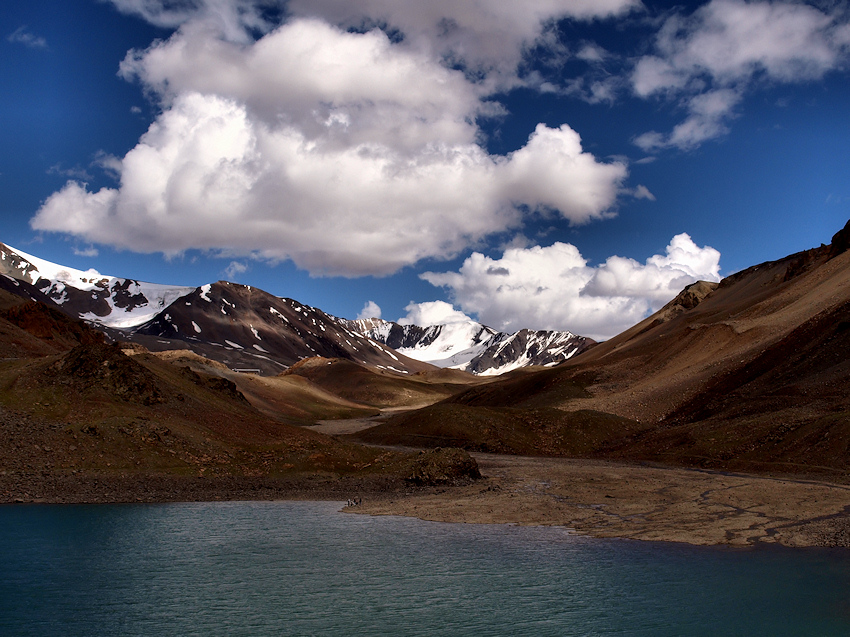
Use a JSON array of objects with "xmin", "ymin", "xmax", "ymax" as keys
[{"xmin": 1, "ymin": 501, "xmax": 849, "ymax": 636}]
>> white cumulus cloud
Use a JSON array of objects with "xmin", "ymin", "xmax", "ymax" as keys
[
  {"xmin": 398, "ymin": 300, "xmax": 476, "ymax": 328},
  {"xmin": 356, "ymin": 300, "xmax": 382, "ymax": 320},
  {"xmin": 420, "ymin": 234, "xmax": 721, "ymax": 340},
  {"xmin": 632, "ymin": 0, "xmax": 850, "ymax": 150},
  {"xmin": 31, "ymin": 14, "xmax": 629, "ymax": 276},
  {"xmin": 223, "ymin": 260, "xmax": 248, "ymax": 280}
]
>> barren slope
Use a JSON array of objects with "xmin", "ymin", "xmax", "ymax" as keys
[
  {"xmin": 280, "ymin": 356, "xmax": 486, "ymax": 409},
  {"xmin": 0, "ymin": 307, "xmax": 481, "ymax": 502},
  {"xmin": 355, "ymin": 220, "xmax": 850, "ymax": 477}
]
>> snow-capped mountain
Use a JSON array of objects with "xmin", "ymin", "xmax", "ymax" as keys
[
  {"xmin": 0, "ymin": 241, "xmax": 594, "ymax": 376},
  {"xmin": 344, "ymin": 318, "xmax": 498, "ymax": 369},
  {"xmin": 343, "ymin": 318, "xmax": 596, "ymax": 375},
  {"xmin": 0, "ymin": 243, "xmax": 431, "ymax": 375},
  {"xmin": 0, "ymin": 243, "xmax": 193, "ymax": 329},
  {"xmin": 134, "ymin": 281, "xmax": 431, "ymax": 374}
]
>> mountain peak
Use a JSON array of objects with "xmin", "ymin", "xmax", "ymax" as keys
[
  {"xmin": 344, "ymin": 317, "xmax": 595, "ymax": 375},
  {"xmin": 0, "ymin": 242, "xmax": 194, "ymax": 329},
  {"xmin": 0, "ymin": 241, "xmax": 596, "ymax": 376}
]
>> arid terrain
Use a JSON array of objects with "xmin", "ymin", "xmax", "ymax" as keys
[
  {"xmin": 354, "ymin": 453, "xmax": 850, "ymax": 547},
  {"xmin": 312, "ymin": 415, "xmax": 850, "ymax": 547},
  {"xmin": 354, "ymin": 222, "xmax": 850, "ymax": 478},
  {"xmin": 2, "ymin": 221, "xmax": 850, "ymax": 548}
]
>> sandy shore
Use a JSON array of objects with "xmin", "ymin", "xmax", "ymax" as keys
[{"xmin": 350, "ymin": 453, "xmax": 850, "ymax": 548}]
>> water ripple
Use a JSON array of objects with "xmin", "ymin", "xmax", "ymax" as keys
[{"xmin": 1, "ymin": 501, "xmax": 848, "ymax": 636}]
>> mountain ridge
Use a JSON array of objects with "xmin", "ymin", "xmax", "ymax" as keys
[
  {"xmin": 0, "ymin": 242, "xmax": 193, "ymax": 328},
  {"xmin": 0, "ymin": 242, "xmax": 597, "ymax": 376},
  {"xmin": 343, "ymin": 317, "xmax": 596, "ymax": 375}
]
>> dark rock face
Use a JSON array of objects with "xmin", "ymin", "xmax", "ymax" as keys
[
  {"xmin": 829, "ymin": 218, "xmax": 850, "ymax": 258},
  {"xmin": 464, "ymin": 329, "xmax": 596, "ymax": 374},
  {"xmin": 0, "ymin": 274, "xmax": 63, "ymax": 309},
  {"xmin": 672, "ymin": 280, "xmax": 718, "ymax": 310},
  {"xmin": 382, "ymin": 323, "xmax": 440, "ymax": 350},
  {"xmin": 106, "ymin": 279, "xmax": 151, "ymax": 313},
  {"xmin": 33, "ymin": 276, "xmax": 113, "ymax": 318}
]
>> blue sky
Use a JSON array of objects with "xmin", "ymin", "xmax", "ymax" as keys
[{"xmin": 2, "ymin": 0, "xmax": 849, "ymax": 339}]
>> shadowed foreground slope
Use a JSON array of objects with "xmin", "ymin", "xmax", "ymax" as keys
[{"xmin": 0, "ymin": 295, "xmax": 480, "ymax": 503}]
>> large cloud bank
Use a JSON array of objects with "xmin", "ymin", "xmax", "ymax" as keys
[
  {"xmin": 31, "ymin": 1, "xmax": 637, "ymax": 276},
  {"xmin": 419, "ymin": 233, "xmax": 722, "ymax": 340}
]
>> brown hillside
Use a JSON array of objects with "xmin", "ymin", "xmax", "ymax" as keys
[
  {"xmin": 281, "ymin": 356, "xmax": 487, "ymax": 408},
  {"xmin": 0, "ymin": 336, "xmax": 481, "ymax": 502},
  {"xmin": 355, "ymin": 219, "xmax": 850, "ymax": 478},
  {"xmin": 145, "ymin": 349, "xmax": 378, "ymax": 422},
  {"xmin": 351, "ymin": 403, "xmax": 649, "ymax": 456}
]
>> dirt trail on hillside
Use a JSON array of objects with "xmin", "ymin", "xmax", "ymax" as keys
[{"xmin": 351, "ymin": 453, "xmax": 850, "ymax": 548}]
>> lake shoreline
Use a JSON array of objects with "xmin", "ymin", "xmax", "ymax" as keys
[
  {"xmin": 3, "ymin": 452, "xmax": 849, "ymax": 549},
  {"xmin": 350, "ymin": 454, "xmax": 850, "ymax": 549}
]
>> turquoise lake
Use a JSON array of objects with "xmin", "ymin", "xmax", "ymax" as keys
[{"xmin": 1, "ymin": 501, "xmax": 849, "ymax": 636}]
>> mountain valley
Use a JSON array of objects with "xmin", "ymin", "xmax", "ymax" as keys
[{"xmin": 2, "ymin": 222, "xmax": 850, "ymax": 545}]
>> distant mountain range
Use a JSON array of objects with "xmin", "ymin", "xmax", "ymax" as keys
[
  {"xmin": 0, "ymin": 242, "xmax": 594, "ymax": 376},
  {"xmin": 0, "ymin": 243, "xmax": 429, "ymax": 375},
  {"xmin": 342, "ymin": 318, "xmax": 595, "ymax": 375}
]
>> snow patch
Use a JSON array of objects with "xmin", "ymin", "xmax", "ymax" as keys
[
  {"xmin": 4, "ymin": 244, "xmax": 194, "ymax": 328},
  {"xmin": 269, "ymin": 307, "xmax": 289, "ymax": 322},
  {"xmin": 395, "ymin": 322, "xmax": 496, "ymax": 369}
]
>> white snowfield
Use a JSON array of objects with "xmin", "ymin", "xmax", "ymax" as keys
[
  {"xmin": 396, "ymin": 322, "xmax": 496, "ymax": 369},
  {"xmin": 5, "ymin": 244, "xmax": 194, "ymax": 329}
]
